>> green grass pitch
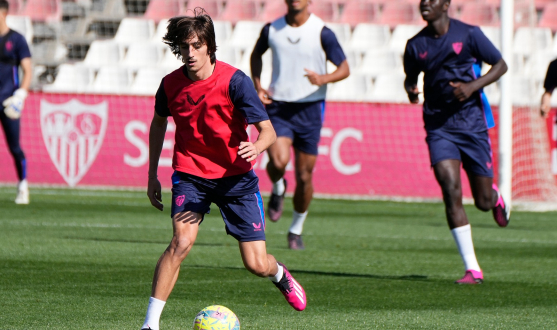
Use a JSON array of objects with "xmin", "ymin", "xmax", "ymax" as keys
[{"xmin": 0, "ymin": 186, "xmax": 556, "ymax": 329}]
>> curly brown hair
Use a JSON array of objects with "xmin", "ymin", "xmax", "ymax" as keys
[{"xmin": 163, "ymin": 8, "xmax": 217, "ymax": 64}]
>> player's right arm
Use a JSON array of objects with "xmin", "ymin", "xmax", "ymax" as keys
[
  {"xmin": 250, "ymin": 23, "xmax": 272, "ymax": 105},
  {"xmin": 403, "ymin": 42, "xmax": 420, "ymax": 104},
  {"xmin": 147, "ymin": 80, "xmax": 170, "ymax": 211}
]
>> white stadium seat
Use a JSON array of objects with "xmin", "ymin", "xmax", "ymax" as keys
[
  {"xmin": 388, "ymin": 24, "xmax": 423, "ymax": 54},
  {"xmin": 83, "ymin": 40, "xmax": 123, "ymax": 68},
  {"xmin": 327, "ymin": 73, "xmax": 372, "ymax": 102},
  {"xmin": 228, "ymin": 20, "xmax": 266, "ymax": 53},
  {"xmin": 358, "ymin": 49, "xmax": 403, "ymax": 77},
  {"xmin": 368, "ymin": 73, "xmax": 408, "ymax": 103},
  {"xmin": 89, "ymin": 66, "xmax": 132, "ymax": 94},
  {"xmin": 511, "ymin": 75, "xmax": 541, "ymax": 106},
  {"xmin": 129, "ymin": 67, "xmax": 167, "ymax": 95},
  {"xmin": 325, "ymin": 22, "xmax": 352, "ymax": 48},
  {"xmin": 513, "ymin": 27, "xmax": 553, "ymax": 57},
  {"xmin": 43, "ymin": 64, "xmax": 93, "ymax": 93},
  {"xmin": 120, "ymin": 42, "xmax": 164, "ymax": 69},
  {"xmin": 213, "ymin": 20, "xmax": 233, "ymax": 47},
  {"xmin": 215, "ymin": 45, "xmax": 241, "ymax": 67},
  {"xmin": 347, "ymin": 23, "xmax": 390, "ymax": 55},
  {"xmin": 152, "ymin": 18, "xmax": 170, "ymax": 43},
  {"xmin": 114, "ymin": 18, "xmax": 156, "ymax": 44},
  {"xmin": 159, "ymin": 48, "xmax": 182, "ymax": 70}
]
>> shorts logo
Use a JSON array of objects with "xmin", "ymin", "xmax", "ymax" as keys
[
  {"xmin": 486, "ymin": 162, "xmax": 492, "ymax": 169},
  {"xmin": 187, "ymin": 94, "xmax": 205, "ymax": 106},
  {"xmin": 252, "ymin": 223, "xmax": 262, "ymax": 231},
  {"xmin": 175, "ymin": 195, "xmax": 185, "ymax": 206},
  {"xmin": 419, "ymin": 51, "xmax": 428, "ymax": 59},
  {"xmin": 452, "ymin": 42, "xmax": 463, "ymax": 55},
  {"xmin": 40, "ymin": 99, "xmax": 108, "ymax": 187}
]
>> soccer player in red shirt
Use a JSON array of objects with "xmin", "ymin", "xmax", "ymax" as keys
[{"xmin": 140, "ymin": 11, "xmax": 306, "ymax": 330}]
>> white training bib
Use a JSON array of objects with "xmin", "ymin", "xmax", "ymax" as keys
[{"xmin": 267, "ymin": 14, "xmax": 327, "ymax": 103}]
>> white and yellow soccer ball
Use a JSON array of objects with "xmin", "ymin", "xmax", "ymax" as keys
[{"xmin": 192, "ymin": 305, "xmax": 240, "ymax": 330}]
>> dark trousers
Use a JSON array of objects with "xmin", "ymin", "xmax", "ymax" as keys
[{"xmin": 0, "ymin": 109, "xmax": 26, "ymax": 181}]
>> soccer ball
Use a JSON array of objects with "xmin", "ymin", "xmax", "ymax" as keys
[{"xmin": 192, "ymin": 305, "xmax": 240, "ymax": 330}]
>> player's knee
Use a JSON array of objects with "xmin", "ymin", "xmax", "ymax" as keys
[
  {"xmin": 168, "ymin": 236, "xmax": 193, "ymax": 260},
  {"xmin": 243, "ymin": 258, "xmax": 269, "ymax": 277},
  {"xmin": 8, "ymin": 145, "xmax": 24, "ymax": 159},
  {"xmin": 474, "ymin": 196, "xmax": 493, "ymax": 212},
  {"xmin": 268, "ymin": 156, "xmax": 288, "ymax": 172},
  {"xmin": 295, "ymin": 169, "xmax": 313, "ymax": 185}
]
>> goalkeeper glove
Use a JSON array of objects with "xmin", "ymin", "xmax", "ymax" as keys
[{"xmin": 3, "ymin": 88, "xmax": 28, "ymax": 120}]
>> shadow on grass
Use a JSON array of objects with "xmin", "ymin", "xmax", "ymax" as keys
[
  {"xmin": 184, "ymin": 264, "xmax": 429, "ymax": 282},
  {"xmin": 64, "ymin": 236, "xmax": 228, "ymax": 247}
]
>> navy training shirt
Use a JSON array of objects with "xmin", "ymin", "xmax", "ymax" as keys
[
  {"xmin": 0, "ymin": 29, "xmax": 31, "ymax": 102},
  {"xmin": 155, "ymin": 66, "xmax": 269, "ymax": 125},
  {"xmin": 404, "ymin": 19, "xmax": 502, "ymax": 132},
  {"xmin": 543, "ymin": 59, "xmax": 557, "ymax": 93},
  {"xmin": 253, "ymin": 22, "xmax": 346, "ymax": 67}
]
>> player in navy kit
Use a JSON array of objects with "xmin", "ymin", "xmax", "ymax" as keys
[
  {"xmin": 541, "ymin": 58, "xmax": 557, "ymax": 118},
  {"xmin": 404, "ymin": 0, "xmax": 509, "ymax": 284},
  {"xmin": 0, "ymin": 0, "xmax": 32, "ymax": 204},
  {"xmin": 140, "ymin": 11, "xmax": 306, "ymax": 330},
  {"xmin": 250, "ymin": 0, "xmax": 349, "ymax": 249}
]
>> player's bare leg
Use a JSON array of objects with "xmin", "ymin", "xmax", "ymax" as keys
[
  {"xmin": 433, "ymin": 160, "xmax": 483, "ymax": 284},
  {"xmin": 468, "ymin": 173, "xmax": 510, "ymax": 227},
  {"xmin": 141, "ymin": 212, "xmax": 202, "ymax": 330},
  {"xmin": 287, "ymin": 149, "xmax": 317, "ymax": 250},
  {"xmin": 266, "ymin": 137, "xmax": 293, "ymax": 221},
  {"xmin": 240, "ymin": 240, "xmax": 307, "ymax": 311}
]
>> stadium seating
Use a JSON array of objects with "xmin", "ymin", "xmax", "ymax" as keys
[
  {"xmin": 347, "ymin": 23, "xmax": 390, "ymax": 55},
  {"xmin": 218, "ymin": 0, "xmax": 259, "ymax": 24},
  {"xmin": 89, "ymin": 66, "xmax": 132, "ymax": 94},
  {"xmin": 327, "ymin": 73, "xmax": 372, "ymax": 102},
  {"xmin": 308, "ymin": 0, "xmax": 338, "ymax": 22},
  {"xmin": 6, "ymin": 0, "xmax": 23, "ymax": 14},
  {"xmin": 152, "ymin": 18, "xmax": 169, "ymax": 43},
  {"xmin": 6, "ymin": 15, "xmax": 33, "ymax": 44},
  {"xmin": 337, "ymin": 1, "xmax": 377, "ymax": 26},
  {"xmin": 513, "ymin": 27, "xmax": 554, "ymax": 57},
  {"xmin": 185, "ymin": 0, "xmax": 221, "ymax": 18},
  {"xmin": 129, "ymin": 67, "xmax": 167, "ymax": 95},
  {"xmin": 114, "ymin": 18, "xmax": 155, "ymax": 44},
  {"xmin": 120, "ymin": 42, "xmax": 165, "ymax": 69},
  {"xmin": 259, "ymin": 0, "xmax": 287, "ymax": 22},
  {"xmin": 524, "ymin": 52, "xmax": 555, "ymax": 80},
  {"xmin": 83, "ymin": 40, "xmax": 123, "ymax": 68},
  {"xmin": 227, "ymin": 20, "xmax": 265, "ymax": 52},
  {"xmin": 514, "ymin": 2, "xmax": 538, "ymax": 28},
  {"xmin": 368, "ymin": 73, "xmax": 408, "ymax": 103},
  {"xmin": 538, "ymin": 2, "xmax": 557, "ymax": 32},
  {"xmin": 20, "ymin": 0, "xmax": 61, "ymax": 22},
  {"xmin": 358, "ymin": 49, "xmax": 403, "ymax": 77},
  {"xmin": 458, "ymin": 3, "xmax": 498, "ymax": 26},
  {"xmin": 213, "ymin": 20, "xmax": 233, "ymax": 48},
  {"xmin": 159, "ymin": 48, "xmax": 182, "ymax": 70},
  {"xmin": 215, "ymin": 45, "xmax": 241, "ymax": 67},
  {"xmin": 143, "ymin": 0, "xmax": 184, "ymax": 22},
  {"xmin": 42, "ymin": 64, "xmax": 93, "ymax": 93},
  {"xmin": 374, "ymin": 2, "xmax": 422, "ymax": 28},
  {"xmin": 389, "ymin": 24, "xmax": 423, "ymax": 55},
  {"xmin": 511, "ymin": 76, "xmax": 541, "ymax": 105}
]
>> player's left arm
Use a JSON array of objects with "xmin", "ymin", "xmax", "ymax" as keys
[
  {"xmin": 450, "ymin": 27, "xmax": 508, "ymax": 102},
  {"xmin": 304, "ymin": 26, "xmax": 350, "ymax": 86}
]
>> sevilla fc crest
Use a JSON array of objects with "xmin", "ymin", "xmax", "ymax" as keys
[{"xmin": 40, "ymin": 99, "xmax": 108, "ymax": 187}]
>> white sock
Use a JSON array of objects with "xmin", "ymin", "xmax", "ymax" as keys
[
  {"xmin": 18, "ymin": 179, "xmax": 28, "ymax": 191},
  {"xmin": 272, "ymin": 178, "xmax": 285, "ymax": 195},
  {"xmin": 269, "ymin": 263, "xmax": 284, "ymax": 283},
  {"xmin": 141, "ymin": 297, "xmax": 166, "ymax": 330},
  {"xmin": 451, "ymin": 224, "xmax": 481, "ymax": 272},
  {"xmin": 289, "ymin": 210, "xmax": 308, "ymax": 235}
]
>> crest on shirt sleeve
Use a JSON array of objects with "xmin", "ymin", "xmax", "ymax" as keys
[
  {"xmin": 40, "ymin": 99, "xmax": 108, "ymax": 187},
  {"xmin": 452, "ymin": 42, "xmax": 463, "ymax": 55}
]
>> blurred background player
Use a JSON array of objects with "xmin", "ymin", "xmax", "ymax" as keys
[
  {"xmin": 250, "ymin": 0, "xmax": 349, "ymax": 250},
  {"xmin": 0, "ymin": 0, "xmax": 31, "ymax": 204},
  {"xmin": 404, "ymin": 0, "xmax": 509, "ymax": 284},
  {"xmin": 540, "ymin": 58, "xmax": 557, "ymax": 118},
  {"xmin": 140, "ymin": 11, "xmax": 306, "ymax": 330}
]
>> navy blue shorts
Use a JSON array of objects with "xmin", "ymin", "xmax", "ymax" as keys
[
  {"xmin": 426, "ymin": 129, "xmax": 494, "ymax": 177},
  {"xmin": 170, "ymin": 171, "xmax": 266, "ymax": 242},
  {"xmin": 266, "ymin": 100, "xmax": 325, "ymax": 155}
]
